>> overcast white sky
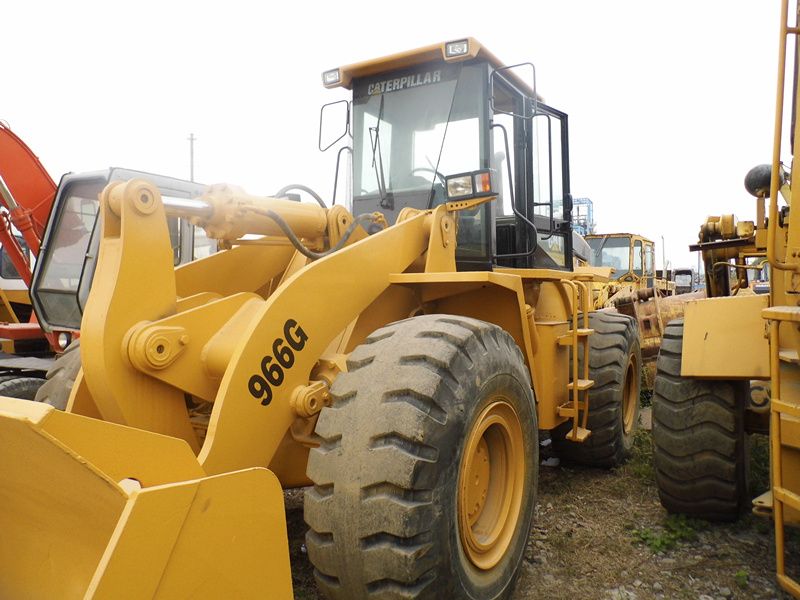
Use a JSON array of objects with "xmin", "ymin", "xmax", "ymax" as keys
[{"xmin": 3, "ymin": 0, "xmax": 784, "ymax": 268}]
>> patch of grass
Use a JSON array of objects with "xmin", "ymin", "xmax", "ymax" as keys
[
  {"xmin": 754, "ymin": 519, "xmax": 770, "ymax": 535},
  {"xmin": 621, "ymin": 429, "xmax": 655, "ymax": 482},
  {"xmin": 632, "ymin": 514, "xmax": 703, "ymax": 553},
  {"xmin": 734, "ymin": 569, "xmax": 749, "ymax": 589}
]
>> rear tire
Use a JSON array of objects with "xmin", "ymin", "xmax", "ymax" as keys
[
  {"xmin": 304, "ymin": 315, "xmax": 538, "ymax": 600},
  {"xmin": 652, "ymin": 319, "xmax": 749, "ymax": 520},
  {"xmin": 33, "ymin": 339, "xmax": 81, "ymax": 410},
  {"xmin": 553, "ymin": 310, "xmax": 641, "ymax": 467},
  {"xmin": 0, "ymin": 376, "xmax": 45, "ymax": 400}
]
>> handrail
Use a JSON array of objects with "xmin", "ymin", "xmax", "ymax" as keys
[{"xmin": 768, "ymin": 0, "xmax": 798, "ymax": 272}]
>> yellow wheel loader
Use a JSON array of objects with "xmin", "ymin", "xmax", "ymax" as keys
[
  {"xmin": 584, "ymin": 232, "xmax": 673, "ymax": 307},
  {"xmin": 583, "ymin": 232, "xmax": 694, "ymax": 389},
  {"xmin": 651, "ymin": 2, "xmax": 800, "ymax": 595},
  {"xmin": 0, "ymin": 40, "xmax": 641, "ymax": 599}
]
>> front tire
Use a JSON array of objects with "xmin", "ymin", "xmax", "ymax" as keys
[
  {"xmin": 304, "ymin": 315, "xmax": 538, "ymax": 600},
  {"xmin": 652, "ymin": 319, "xmax": 749, "ymax": 520}
]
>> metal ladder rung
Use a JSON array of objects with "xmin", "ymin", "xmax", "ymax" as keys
[
  {"xmin": 777, "ymin": 575, "xmax": 800, "ymax": 598},
  {"xmin": 775, "ymin": 486, "xmax": 800, "ymax": 512},
  {"xmin": 557, "ymin": 402, "xmax": 586, "ymax": 418},
  {"xmin": 567, "ymin": 379, "xmax": 594, "ymax": 391},
  {"xmin": 564, "ymin": 426, "xmax": 591, "ymax": 442},
  {"xmin": 557, "ymin": 329, "xmax": 594, "ymax": 346},
  {"xmin": 773, "ymin": 399, "xmax": 800, "ymax": 418}
]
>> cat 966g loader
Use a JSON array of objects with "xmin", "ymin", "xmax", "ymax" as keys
[{"xmin": 0, "ymin": 39, "xmax": 640, "ymax": 599}]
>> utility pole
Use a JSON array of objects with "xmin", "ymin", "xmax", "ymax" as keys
[
  {"xmin": 661, "ymin": 235, "xmax": 667, "ymax": 272},
  {"xmin": 188, "ymin": 133, "xmax": 196, "ymax": 182}
]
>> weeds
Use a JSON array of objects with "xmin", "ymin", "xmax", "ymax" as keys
[
  {"xmin": 620, "ymin": 429, "xmax": 655, "ymax": 482},
  {"xmin": 632, "ymin": 514, "xmax": 704, "ymax": 553},
  {"xmin": 734, "ymin": 569, "xmax": 749, "ymax": 589}
]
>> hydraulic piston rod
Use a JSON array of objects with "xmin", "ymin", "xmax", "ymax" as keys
[{"xmin": 110, "ymin": 182, "xmax": 330, "ymax": 243}]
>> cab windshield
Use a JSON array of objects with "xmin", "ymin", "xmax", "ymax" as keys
[
  {"xmin": 352, "ymin": 63, "xmax": 485, "ymax": 215},
  {"xmin": 588, "ymin": 236, "xmax": 631, "ymax": 275}
]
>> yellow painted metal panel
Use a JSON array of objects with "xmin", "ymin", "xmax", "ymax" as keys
[
  {"xmin": 43, "ymin": 407, "xmax": 205, "ymax": 487},
  {"xmin": 88, "ymin": 469, "xmax": 292, "ymax": 599},
  {"xmin": 175, "ymin": 242, "xmax": 295, "ymax": 299},
  {"xmin": 0, "ymin": 399, "xmax": 126, "ymax": 599},
  {"xmin": 81, "ymin": 180, "xmax": 198, "ymax": 449},
  {"xmin": 531, "ymin": 322, "xmax": 570, "ymax": 430},
  {"xmin": 681, "ymin": 294, "xmax": 770, "ymax": 378}
]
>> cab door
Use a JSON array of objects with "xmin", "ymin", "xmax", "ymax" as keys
[{"xmin": 490, "ymin": 71, "xmax": 572, "ymax": 270}]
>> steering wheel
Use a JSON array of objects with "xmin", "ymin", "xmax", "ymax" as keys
[{"xmin": 411, "ymin": 167, "xmax": 446, "ymax": 185}]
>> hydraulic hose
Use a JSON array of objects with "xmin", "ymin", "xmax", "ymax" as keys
[
  {"xmin": 274, "ymin": 184, "xmax": 327, "ymax": 208},
  {"xmin": 245, "ymin": 207, "xmax": 380, "ymax": 260}
]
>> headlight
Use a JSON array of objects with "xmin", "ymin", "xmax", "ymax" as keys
[
  {"xmin": 445, "ymin": 39, "xmax": 470, "ymax": 58},
  {"xmin": 322, "ymin": 69, "xmax": 341, "ymax": 86},
  {"xmin": 446, "ymin": 175, "xmax": 473, "ymax": 199},
  {"xmin": 445, "ymin": 170, "xmax": 494, "ymax": 201},
  {"xmin": 57, "ymin": 332, "xmax": 71, "ymax": 350}
]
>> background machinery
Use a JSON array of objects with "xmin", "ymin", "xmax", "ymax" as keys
[
  {"xmin": 584, "ymin": 232, "xmax": 697, "ymax": 388},
  {"xmin": 1, "ymin": 124, "xmax": 216, "ymax": 399},
  {"xmin": 0, "ymin": 39, "xmax": 641, "ymax": 599},
  {"xmin": 651, "ymin": 1, "xmax": 800, "ymax": 595},
  {"xmin": 0, "ymin": 122, "xmax": 59, "ymax": 393}
]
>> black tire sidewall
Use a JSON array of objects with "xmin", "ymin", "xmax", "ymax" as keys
[{"xmin": 619, "ymin": 338, "xmax": 641, "ymax": 454}]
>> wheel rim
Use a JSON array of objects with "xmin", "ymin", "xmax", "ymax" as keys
[
  {"xmin": 458, "ymin": 399, "xmax": 525, "ymax": 570},
  {"xmin": 622, "ymin": 353, "xmax": 638, "ymax": 435}
]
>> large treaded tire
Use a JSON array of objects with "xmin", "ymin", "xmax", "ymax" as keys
[
  {"xmin": 553, "ymin": 310, "xmax": 641, "ymax": 467},
  {"xmin": 304, "ymin": 315, "xmax": 538, "ymax": 600},
  {"xmin": 0, "ymin": 376, "xmax": 45, "ymax": 399},
  {"xmin": 652, "ymin": 319, "xmax": 749, "ymax": 521},
  {"xmin": 33, "ymin": 339, "xmax": 81, "ymax": 410}
]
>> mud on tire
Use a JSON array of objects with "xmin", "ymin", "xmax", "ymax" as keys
[
  {"xmin": 652, "ymin": 319, "xmax": 749, "ymax": 521},
  {"xmin": 304, "ymin": 314, "xmax": 538, "ymax": 600},
  {"xmin": 553, "ymin": 310, "xmax": 641, "ymax": 468}
]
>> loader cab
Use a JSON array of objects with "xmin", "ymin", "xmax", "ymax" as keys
[
  {"xmin": 322, "ymin": 38, "xmax": 573, "ymax": 271},
  {"xmin": 30, "ymin": 168, "xmax": 215, "ymax": 339},
  {"xmin": 585, "ymin": 233, "xmax": 656, "ymax": 286}
]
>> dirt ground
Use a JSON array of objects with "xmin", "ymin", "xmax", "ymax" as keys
[{"xmin": 286, "ymin": 423, "xmax": 798, "ymax": 600}]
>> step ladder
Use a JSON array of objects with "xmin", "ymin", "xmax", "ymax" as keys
[
  {"xmin": 557, "ymin": 279, "xmax": 594, "ymax": 443},
  {"xmin": 763, "ymin": 305, "xmax": 800, "ymax": 598}
]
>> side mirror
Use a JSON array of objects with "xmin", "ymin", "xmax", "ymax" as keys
[
  {"xmin": 318, "ymin": 100, "xmax": 350, "ymax": 152},
  {"xmin": 490, "ymin": 63, "xmax": 537, "ymax": 120}
]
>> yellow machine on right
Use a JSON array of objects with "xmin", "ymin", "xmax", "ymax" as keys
[{"xmin": 652, "ymin": 1, "xmax": 800, "ymax": 595}]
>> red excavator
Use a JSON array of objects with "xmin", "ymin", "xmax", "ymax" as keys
[{"xmin": 0, "ymin": 121, "xmax": 62, "ymax": 396}]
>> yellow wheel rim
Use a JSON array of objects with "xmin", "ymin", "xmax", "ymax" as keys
[
  {"xmin": 622, "ymin": 353, "xmax": 638, "ymax": 435},
  {"xmin": 457, "ymin": 399, "xmax": 525, "ymax": 571}
]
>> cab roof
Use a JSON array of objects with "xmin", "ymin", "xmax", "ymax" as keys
[
  {"xmin": 322, "ymin": 37, "xmax": 541, "ymax": 100},
  {"xmin": 585, "ymin": 233, "xmax": 655, "ymax": 245}
]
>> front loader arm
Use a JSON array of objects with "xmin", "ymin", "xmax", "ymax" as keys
[{"xmin": 78, "ymin": 179, "xmax": 458, "ymax": 474}]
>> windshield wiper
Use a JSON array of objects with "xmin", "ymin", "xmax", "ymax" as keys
[{"xmin": 368, "ymin": 95, "xmax": 392, "ymax": 210}]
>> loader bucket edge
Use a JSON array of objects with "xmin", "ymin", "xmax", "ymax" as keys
[{"xmin": 0, "ymin": 398, "xmax": 292, "ymax": 599}]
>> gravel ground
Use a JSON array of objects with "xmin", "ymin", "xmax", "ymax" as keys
[{"xmin": 286, "ymin": 425, "xmax": 798, "ymax": 599}]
